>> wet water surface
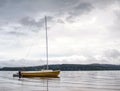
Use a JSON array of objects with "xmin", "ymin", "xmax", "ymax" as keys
[{"xmin": 0, "ymin": 71, "xmax": 120, "ymax": 91}]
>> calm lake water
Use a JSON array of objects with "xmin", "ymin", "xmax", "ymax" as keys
[{"xmin": 0, "ymin": 71, "xmax": 120, "ymax": 91}]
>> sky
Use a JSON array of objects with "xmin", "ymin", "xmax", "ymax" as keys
[{"xmin": 0, "ymin": 0, "xmax": 120, "ymax": 67}]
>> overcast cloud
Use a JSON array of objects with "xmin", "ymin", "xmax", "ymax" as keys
[{"xmin": 0, "ymin": 0, "xmax": 120, "ymax": 67}]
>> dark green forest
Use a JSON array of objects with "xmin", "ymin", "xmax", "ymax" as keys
[{"xmin": 1, "ymin": 64, "xmax": 120, "ymax": 71}]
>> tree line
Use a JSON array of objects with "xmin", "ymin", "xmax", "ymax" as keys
[{"xmin": 0, "ymin": 64, "xmax": 120, "ymax": 71}]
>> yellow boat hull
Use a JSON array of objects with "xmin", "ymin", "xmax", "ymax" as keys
[{"xmin": 21, "ymin": 70, "xmax": 60, "ymax": 78}]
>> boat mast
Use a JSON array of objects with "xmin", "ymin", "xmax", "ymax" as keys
[{"xmin": 45, "ymin": 16, "xmax": 49, "ymax": 70}]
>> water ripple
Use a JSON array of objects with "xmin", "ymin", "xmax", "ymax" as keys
[{"xmin": 0, "ymin": 71, "xmax": 120, "ymax": 91}]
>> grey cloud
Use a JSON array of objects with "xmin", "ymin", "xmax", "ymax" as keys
[
  {"xmin": 108, "ymin": 9, "xmax": 120, "ymax": 38},
  {"xmin": 0, "ymin": 0, "xmax": 116, "ymax": 22},
  {"xmin": 115, "ymin": 10, "xmax": 120, "ymax": 26},
  {"xmin": 0, "ymin": 0, "xmax": 49, "ymax": 22},
  {"xmin": 0, "ymin": 0, "xmax": 78, "ymax": 17},
  {"xmin": 69, "ymin": 2, "xmax": 93, "ymax": 16},
  {"xmin": 81, "ymin": 0, "xmax": 117, "ymax": 10},
  {"xmin": 104, "ymin": 49, "xmax": 120, "ymax": 59},
  {"xmin": 6, "ymin": 31, "xmax": 26, "ymax": 36},
  {"xmin": 79, "ymin": 49, "xmax": 120, "ymax": 64},
  {"xmin": 20, "ymin": 17, "xmax": 43, "ymax": 27},
  {"xmin": 0, "ymin": 0, "xmax": 7, "ymax": 7},
  {"xmin": 0, "ymin": 25, "xmax": 29, "ymax": 36},
  {"xmin": 20, "ymin": 16, "xmax": 53, "ymax": 27},
  {"xmin": 0, "ymin": 59, "xmax": 44, "ymax": 67},
  {"xmin": 101, "ymin": 49, "xmax": 120, "ymax": 64},
  {"xmin": 47, "ymin": 16, "xmax": 54, "ymax": 22},
  {"xmin": 57, "ymin": 19, "xmax": 64, "ymax": 24},
  {"xmin": 19, "ymin": 16, "xmax": 54, "ymax": 31},
  {"xmin": 0, "ymin": 0, "xmax": 83, "ymax": 23},
  {"xmin": 0, "ymin": 16, "xmax": 55, "ymax": 37},
  {"xmin": 65, "ymin": 0, "xmax": 118, "ymax": 23},
  {"xmin": 85, "ymin": 49, "xmax": 120, "ymax": 64},
  {"xmin": 19, "ymin": 16, "xmax": 45, "ymax": 33},
  {"xmin": 66, "ymin": 2, "xmax": 93, "ymax": 22},
  {"xmin": 0, "ymin": 0, "xmax": 120, "ymax": 64},
  {"xmin": 8, "ymin": 26, "xmax": 28, "ymax": 36},
  {"xmin": 115, "ymin": 11, "xmax": 120, "ymax": 19}
]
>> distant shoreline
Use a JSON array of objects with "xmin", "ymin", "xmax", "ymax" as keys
[{"xmin": 0, "ymin": 64, "xmax": 120, "ymax": 71}]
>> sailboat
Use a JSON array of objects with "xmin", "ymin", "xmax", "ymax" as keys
[{"xmin": 13, "ymin": 16, "xmax": 60, "ymax": 78}]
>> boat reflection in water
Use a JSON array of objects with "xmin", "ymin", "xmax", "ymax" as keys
[
  {"xmin": 46, "ymin": 79, "xmax": 49, "ymax": 91},
  {"xmin": 17, "ymin": 76, "xmax": 60, "ymax": 91}
]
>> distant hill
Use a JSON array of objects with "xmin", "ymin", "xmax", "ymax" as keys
[{"xmin": 0, "ymin": 64, "xmax": 120, "ymax": 71}]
